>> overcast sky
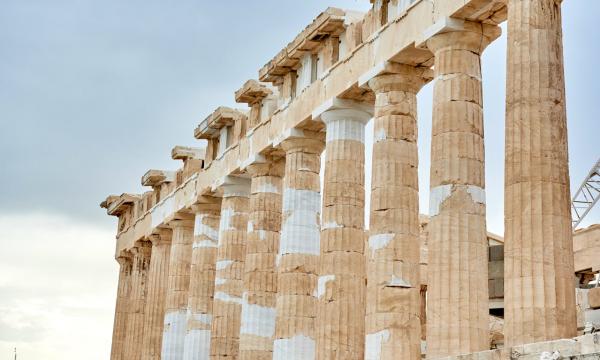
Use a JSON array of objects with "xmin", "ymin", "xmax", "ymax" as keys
[{"xmin": 1, "ymin": 1, "xmax": 599, "ymax": 359}]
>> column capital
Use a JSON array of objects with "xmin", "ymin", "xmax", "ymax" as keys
[
  {"xmin": 418, "ymin": 17, "xmax": 501, "ymax": 54},
  {"xmin": 191, "ymin": 202, "xmax": 221, "ymax": 213},
  {"xmin": 149, "ymin": 229, "xmax": 172, "ymax": 246},
  {"xmin": 168, "ymin": 218, "xmax": 195, "ymax": 229},
  {"xmin": 116, "ymin": 253, "xmax": 132, "ymax": 267},
  {"xmin": 312, "ymin": 97, "xmax": 373, "ymax": 125},
  {"xmin": 278, "ymin": 129, "xmax": 325, "ymax": 155},
  {"xmin": 245, "ymin": 156, "xmax": 285, "ymax": 178},
  {"xmin": 132, "ymin": 241, "xmax": 152, "ymax": 258},
  {"xmin": 213, "ymin": 175, "xmax": 251, "ymax": 198},
  {"xmin": 358, "ymin": 61, "xmax": 433, "ymax": 94}
]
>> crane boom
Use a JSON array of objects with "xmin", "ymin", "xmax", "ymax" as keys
[{"xmin": 572, "ymin": 158, "xmax": 600, "ymax": 229}]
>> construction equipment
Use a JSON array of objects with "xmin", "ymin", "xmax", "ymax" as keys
[{"xmin": 572, "ymin": 158, "xmax": 600, "ymax": 229}]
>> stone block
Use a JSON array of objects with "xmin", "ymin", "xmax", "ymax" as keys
[
  {"xmin": 489, "ymin": 245, "xmax": 504, "ymax": 261},
  {"xmin": 589, "ymin": 288, "xmax": 600, "ymax": 309},
  {"xmin": 577, "ymin": 333, "xmax": 600, "ymax": 353},
  {"xmin": 488, "ymin": 261, "xmax": 504, "ymax": 279}
]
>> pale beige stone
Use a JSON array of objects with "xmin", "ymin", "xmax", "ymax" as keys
[
  {"xmin": 123, "ymin": 242, "xmax": 152, "ymax": 360},
  {"xmin": 315, "ymin": 100, "xmax": 371, "ymax": 360},
  {"xmin": 239, "ymin": 158, "xmax": 284, "ymax": 360},
  {"xmin": 100, "ymin": 1, "xmax": 597, "ymax": 358},
  {"xmin": 210, "ymin": 180, "xmax": 250, "ymax": 359},
  {"xmin": 110, "ymin": 254, "xmax": 133, "ymax": 360},
  {"xmin": 425, "ymin": 21, "xmax": 499, "ymax": 358},
  {"xmin": 273, "ymin": 133, "xmax": 324, "ymax": 360},
  {"xmin": 181, "ymin": 203, "xmax": 220, "ymax": 360},
  {"xmin": 504, "ymin": 0, "xmax": 577, "ymax": 348},
  {"xmin": 364, "ymin": 64, "xmax": 432, "ymax": 360},
  {"xmin": 162, "ymin": 218, "xmax": 195, "ymax": 359},
  {"xmin": 141, "ymin": 230, "xmax": 172, "ymax": 360}
]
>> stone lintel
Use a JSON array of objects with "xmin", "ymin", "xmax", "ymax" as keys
[
  {"xmin": 141, "ymin": 169, "xmax": 176, "ymax": 187},
  {"xmin": 171, "ymin": 146, "xmax": 205, "ymax": 161},
  {"xmin": 259, "ymin": 7, "xmax": 349, "ymax": 83},
  {"xmin": 194, "ymin": 106, "xmax": 247, "ymax": 140},
  {"xmin": 235, "ymin": 79, "xmax": 272, "ymax": 104},
  {"xmin": 415, "ymin": 17, "xmax": 502, "ymax": 49},
  {"xmin": 311, "ymin": 97, "xmax": 373, "ymax": 123},
  {"xmin": 357, "ymin": 60, "xmax": 434, "ymax": 88},
  {"xmin": 106, "ymin": 193, "xmax": 141, "ymax": 216}
]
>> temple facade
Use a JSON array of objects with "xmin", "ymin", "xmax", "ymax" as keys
[{"xmin": 101, "ymin": 1, "xmax": 600, "ymax": 359}]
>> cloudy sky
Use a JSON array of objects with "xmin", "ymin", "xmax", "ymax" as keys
[{"xmin": 1, "ymin": 1, "xmax": 599, "ymax": 359}]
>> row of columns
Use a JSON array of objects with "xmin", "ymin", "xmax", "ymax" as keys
[{"xmin": 110, "ymin": 1, "xmax": 577, "ymax": 358}]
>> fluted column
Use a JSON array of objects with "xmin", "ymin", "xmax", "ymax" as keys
[
  {"xmin": 424, "ymin": 21, "xmax": 499, "ymax": 358},
  {"xmin": 142, "ymin": 230, "xmax": 172, "ymax": 360},
  {"xmin": 210, "ymin": 177, "xmax": 250, "ymax": 359},
  {"xmin": 183, "ymin": 203, "xmax": 221, "ymax": 360},
  {"xmin": 111, "ymin": 254, "xmax": 133, "ymax": 360},
  {"xmin": 239, "ymin": 159, "xmax": 284, "ymax": 360},
  {"xmin": 124, "ymin": 242, "xmax": 152, "ymax": 360},
  {"xmin": 363, "ymin": 64, "xmax": 431, "ymax": 360},
  {"xmin": 504, "ymin": 0, "xmax": 577, "ymax": 347},
  {"xmin": 315, "ymin": 100, "xmax": 372, "ymax": 360},
  {"xmin": 273, "ymin": 133, "xmax": 324, "ymax": 360},
  {"xmin": 162, "ymin": 218, "xmax": 195, "ymax": 359}
]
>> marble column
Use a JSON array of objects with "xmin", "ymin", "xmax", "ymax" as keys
[
  {"xmin": 504, "ymin": 0, "xmax": 577, "ymax": 347},
  {"xmin": 239, "ymin": 158, "xmax": 284, "ymax": 360},
  {"xmin": 210, "ymin": 177, "xmax": 250, "ymax": 359},
  {"xmin": 111, "ymin": 254, "xmax": 133, "ymax": 360},
  {"xmin": 142, "ymin": 230, "xmax": 172, "ymax": 360},
  {"xmin": 124, "ymin": 242, "xmax": 152, "ymax": 360},
  {"xmin": 182, "ymin": 203, "xmax": 221, "ymax": 360},
  {"xmin": 424, "ymin": 21, "xmax": 499, "ymax": 358},
  {"xmin": 273, "ymin": 132, "xmax": 324, "ymax": 360},
  {"xmin": 315, "ymin": 99, "xmax": 372, "ymax": 360},
  {"xmin": 162, "ymin": 218, "xmax": 195, "ymax": 359},
  {"xmin": 364, "ymin": 64, "xmax": 431, "ymax": 360}
]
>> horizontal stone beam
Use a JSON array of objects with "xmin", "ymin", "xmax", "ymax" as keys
[{"xmin": 113, "ymin": 0, "xmax": 508, "ymax": 256}]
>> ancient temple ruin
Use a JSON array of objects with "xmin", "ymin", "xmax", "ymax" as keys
[{"xmin": 101, "ymin": 1, "xmax": 600, "ymax": 359}]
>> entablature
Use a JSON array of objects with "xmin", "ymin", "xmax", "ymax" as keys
[
  {"xmin": 194, "ymin": 106, "xmax": 247, "ymax": 140},
  {"xmin": 104, "ymin": 193, "xmax": 141, "ymax": 217},
  {"xmin": 171, "ymin": 145, "xmax": 205, "ymax": 161},
  {"xmin": 109, "ymin": 0, "xmax": 509, "ymax": 257},
  {"xmin": 195, "ymin": 107, "xmax": 248, "ymax": 167},
  {"xmin": 141, "ymin": 170, "xmax": 176, "ymax": 188},
  {"xmin": 235, "ymin": 80, "xmax": 278, "ymax": 130}
]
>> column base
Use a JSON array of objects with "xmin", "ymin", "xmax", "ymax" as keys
[{"xmin": 430, "ymin": 334, "xmax": 600, "ymax": 360}]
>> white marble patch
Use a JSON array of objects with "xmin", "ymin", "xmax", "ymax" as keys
[
  {"xmin": 315, "ymin": 275, "xmax": 335, "ymax": 299},
  {"xmin": 161, "ymin": 309, "xmax": 188, "ymax": 360},
  {"xmin": 365, "ymin": 329, "xmax": 391, "ymax": 360},
  {"xmin": 368, "ymin": 233, "xmax": 394, "ymax": 257},
  {"xmin": 273, "ymin": 335, "xmax": 316, "ymax": 360},
  {"xmin": 216, "ymin": 260, "xmax": 233, "ymax": 271},
  {"xmin": 240, "ymin": 296, "xmax": 277, "ymax": 338},
  {"xmin": 214, "ymin": 291, "xmax": 243, "ymax": 305}
]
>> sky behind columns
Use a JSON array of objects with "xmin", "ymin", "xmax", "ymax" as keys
[{"xmin": 0, "ymin": 1, "xmax": 599, "ymax": 359}]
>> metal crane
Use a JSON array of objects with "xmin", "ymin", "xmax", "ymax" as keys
[{"xmin": 572, "ymin": 158, "xmax": 600, "ymax": 229}]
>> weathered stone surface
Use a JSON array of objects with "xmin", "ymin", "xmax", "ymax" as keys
[
  {"xmin": 141, "ymin": 231, "xmax": 172, "ymax": 360},
  {"xmin": 101, "ymin": 1, "xmax": 598, "ymax": 359},
  {"xmin": 425, "ymin": 20, "xmax": 499, "ymax": 358},
  {"xmin": 504, "ymin": 0, "xmax": 577, "ymax": 348}
]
